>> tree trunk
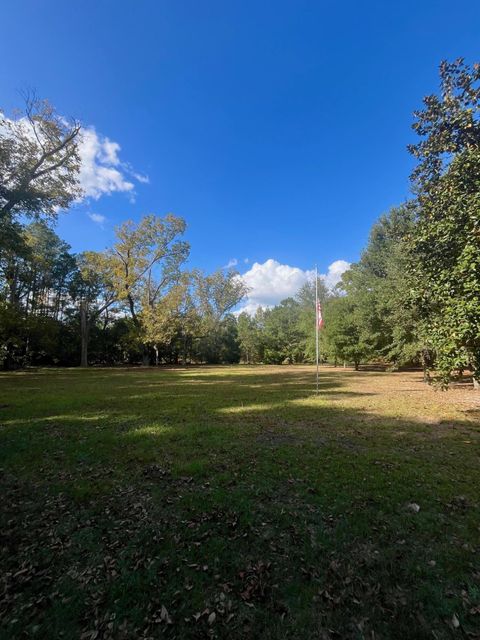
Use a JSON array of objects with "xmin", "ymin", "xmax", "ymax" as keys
[
  {"xmin": 80, "ymin": 300, "xmax": 89, "ymax": 367},
  {"xmin": 354, "ymin": 361, "xmax": 359, "ymax": 371},
  {"xmin": 473, "ymin": 376, "xmax": 479, "ymax": 391},
  {"xmin": 421, "ymin": 348, "xmax": 432, "ymax": 384},
  {"xmin": 3, "ymin": 343, "xmax": 15, "ymax": 371},
  {"xmin": 154, "ymin": 344, "xmax": 159, "ymax": 366},
  {"xmin": 182, "ymin": 333, "xmax": 188, "ymax": 366},
  {"xmin": 142, "ymin": 348, "xmax": 150, "ymax": 366}
]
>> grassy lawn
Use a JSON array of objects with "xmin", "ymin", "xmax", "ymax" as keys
[{"xmin": 1, "ymin": 366, "xmax": 479, "ymax": 639}]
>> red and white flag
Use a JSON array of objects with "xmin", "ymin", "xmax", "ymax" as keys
[{"xmin": 316, "ymin": 301, "xmax": 324, "ymax": 329}]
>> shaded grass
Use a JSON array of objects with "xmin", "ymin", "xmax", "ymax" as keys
[{"xmin": 1, "ymin": 365, "xmax": 480, "ymax": 639}]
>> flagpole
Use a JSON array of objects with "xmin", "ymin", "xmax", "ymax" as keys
[{"xmin": 315, "ymin": 266, "xmax": 319, "ymax": 395}]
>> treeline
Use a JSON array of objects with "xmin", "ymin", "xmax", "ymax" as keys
[
  {"xmin": 1, "ymin": 60, "xmax": 480, "ymax": 385},
  {"xmin": 0, "ymin": 216, "xmax": 249, "ymax": 367}
]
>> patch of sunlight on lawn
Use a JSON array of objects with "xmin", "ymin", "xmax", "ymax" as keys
[
  {"xmin": 217, "ymin": 403, "xmax": 278, "ymax": 414},
  {"xmin": 3, "ymin": 413, "xmax": 110, "ymax": 427},
  {"xmin": 289, "ymin": 396, "xmax": 328, "ymax": 407},
  {"xmin": 126, "ymin": 424, "xmax": 173, "ymax": 437}
]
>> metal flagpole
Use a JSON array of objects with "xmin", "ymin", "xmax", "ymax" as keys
[{"xmin": 315, "ymin": 266, "xmax": 319, "ymax": 395}]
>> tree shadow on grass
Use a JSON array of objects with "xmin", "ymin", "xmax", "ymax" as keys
[{"xmin": 1, "ymin": 367, "xmax": 480, "ymax": 639}]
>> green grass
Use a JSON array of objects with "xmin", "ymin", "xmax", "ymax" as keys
[{"xmin": 1, "ymin": 365, "xmax": 479, "ymax": 639}]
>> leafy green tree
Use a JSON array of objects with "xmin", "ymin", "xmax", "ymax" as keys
[
  {"xmin": 0, "ymin": 218, "xmax": 30, "ymax": 309},
  {"xmin": 141, "ymin": 282, "xmax": 187, "ymax": 365},
  {"xmin": 342, "ymin": 203, "xmax": 422, "ymax": 367},
  {"xmin": 194, "ymin": 270, "xmax": 248, "ymax": 363},
  {"xmin": 217, "ymin": 315, "xmax": 241, "ymax": 364},
  {"xmin": 0, "ymin": 221, "xmax": 78, "ymax": 368},
  {"xmin": 237, "ymin": 311, "xmax": 260, "ymax": 363},
  {"xmin": 322, "ymin": 297, "xmax": 370, "ymax": 370},
  {"xmin": 262, "ymin": 298, "xmax": 305, "ymax": 364},
  {"xmin": 80, "ymin": 214, "xmax": 189, "ymax": 366},
  {"xmin": 408, "ymin": 59, "xmax": 480, "ymax": 386}
]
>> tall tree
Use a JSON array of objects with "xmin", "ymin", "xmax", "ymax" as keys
[
  {"xmin": 237, "ymin": 311, "xmax": 261, "ymax": 363},
  {"xmin": 194, "ymin": 270, "xmax": 248, "ymax": 363},
  {"xmin": 408, "ymin": 59, "xmax": 480, "ymax": 386},
  {"xmin": 342, "ymin": 204, "xmax": 422, "ymax": 368},
  {"xmin": 0, "ymin": 221, "xmax": 79, "ymax": 368},
  {"xmin": 262, "ymin": 298, "xmax": 305, "ymax": 364},
  {"xmin": 80, "ymin": 214, "xmax": 189, "ymax": 366},
  {"xmin": 322, "ymin": 297, "xmax": 370, "ymax": 370},
  {"xmin": 0, "ymin": 94, "xmax": 82, "ymax": 222},
  {"xmin": 141, "ymin": 281, "xmax": 188, "ymax": 365}
]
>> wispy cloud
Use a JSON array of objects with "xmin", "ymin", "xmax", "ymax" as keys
[
  {"xmin": 87, "ymin": 212, "xmax": 107, "ymax": 227},
  {"xmin": 223, "ymin": 258, "xmax": 239, "ymax": 269},
  {"xmin": 132, "ymin": 171, "xmax": 150, "ymax": 184}
]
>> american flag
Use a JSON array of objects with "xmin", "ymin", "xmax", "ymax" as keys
[{"xmin": 316, "ymin": 301, "xmax": 324, "ymax": 329}]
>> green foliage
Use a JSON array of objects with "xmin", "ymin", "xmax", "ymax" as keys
[
  {"xmin": 341, "ymin": 203, "xmax": 422, "ymax": 367},
  {"xmin": 0, "ymin": 221, "xmax": 80, "ymax": 367},
  {"xmin": 262, "ymin": 298, "xmax": 306, "ymax": 364},
  {"xmin": 194, "ymin": 270, "xmax": 248, "ymax": 364},
  {"xmin": 237, "ymin": 311, "xmax": 261, "ymax": 363},
  {"xmin": 408, "ymin": 59, "xmax": 480, "ymax": 384},
  {"xmin": 322, "ymin": 297, "xmax": 370, "ymax": 369},
  {"xmin": 83, "ymin": 214, "xmax": 189, "ymax": 324}
]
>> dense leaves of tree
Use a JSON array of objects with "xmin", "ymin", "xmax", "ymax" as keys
[
  {"xmin": 408, "ymin": 59, "xmax": 480, "ymax": 385},
  {"xmin": 340, "ymin": 204, "xmax": 422, "ymax": 368},
  {"xmin": 81, "ymin": 214, "xmax": 189, "ymax": 365},
  {"xmin": 322, "ymin": 297, "xmax": 368, "ymax": 370},
  {"xmin": 0, "ymin": 221, "xmax": 80, "ymax": 367},
  {"xmin": 193, "ymin": 270, "xmax": 249, "ymax": 363}
]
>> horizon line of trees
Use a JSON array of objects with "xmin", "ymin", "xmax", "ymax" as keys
[{"xmin": 2, "ymin": 59, "xmax": 480, "ymax": 387}]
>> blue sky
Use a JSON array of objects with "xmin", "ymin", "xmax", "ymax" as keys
[{"xmin": 2, "ymin": 0, "xmax": 480, "ymax": 308}]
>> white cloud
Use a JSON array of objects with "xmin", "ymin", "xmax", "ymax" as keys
[
  {"xmin": 241, "ymin": 259, "xmax": 309, "ymax": 308},
  {"xmin": 132, "ymin": 171, "xmax": 150, "ymax": 184},
  {"xmin": 237, "ymin": 258, "xmax": 350, "ymax": 315},
  {"xmin": 320, "ymin": 259, "xmax": 351, "ymax": 289},
  {"xmin": 223, "ymin": 258, "xmax": 238, "ymax": 269},
  {"xmin": 78, "ymin": 127, "xmax": 140, "ymax": 200},
  {"xmin": 98, "ymin": 138, "xmax": 121, "ymax": 165},
  {"xmin": 88, "ymin": 212, "xmax": 106, "ymax": 227}
]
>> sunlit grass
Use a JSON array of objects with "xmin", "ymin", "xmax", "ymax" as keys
[{"xmin": 0, "ymin": 365, "xmax": 479, "ymax": 639}]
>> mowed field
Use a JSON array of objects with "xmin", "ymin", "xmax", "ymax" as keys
[{"xmin": 1, "ymin": 366, "xmax": 480, "ymax": 640}]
